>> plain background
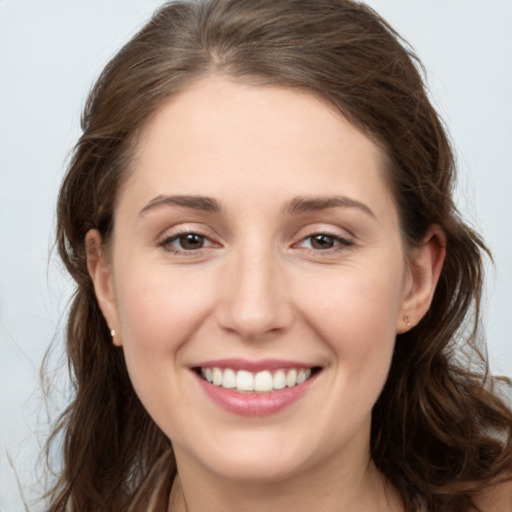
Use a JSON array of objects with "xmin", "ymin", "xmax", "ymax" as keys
[{"xmin": 1, "ymin": 1, "xmax": 511, "ymax": 510}]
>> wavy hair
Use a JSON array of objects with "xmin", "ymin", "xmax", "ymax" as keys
[{"xmin": 46, "ymin": 1, "xmax": 512, "ymax": 510}]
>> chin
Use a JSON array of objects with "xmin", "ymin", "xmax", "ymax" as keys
[
  {"xmin": 173, "ymin": 426, "xmax": 319, "ymax": 484},
  {"xmin": 206, "ymin": 453, "xmax": 308, "ymax": 484}
]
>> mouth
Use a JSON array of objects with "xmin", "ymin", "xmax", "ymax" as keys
[
  {"xmin": 192, "ymin": 360, "xmax": 322, "ymax": 416},
  {"xmin": 194, "ymin": 366, "xmax": 322, "ymax": 393}
]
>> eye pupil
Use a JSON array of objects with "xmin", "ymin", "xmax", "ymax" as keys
[
  {"xmin": 179, "ymin": 233, "xmax": 204, "ymax": 250},
  {"xmin": 311, "ymin": 234, "xmax": 335, "ymax": 249}
]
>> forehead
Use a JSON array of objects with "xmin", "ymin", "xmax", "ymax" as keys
[{"xmin": 121, "ymin": 76, "xmax": 396, "ymax": 221}]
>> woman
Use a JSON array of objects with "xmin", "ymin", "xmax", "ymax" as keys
[{"xmin": 46, "ymin": 0, "xmax": 512, "ymax": 510}]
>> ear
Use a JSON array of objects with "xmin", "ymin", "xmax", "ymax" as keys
[
  {"xmin": 85, "ymin": 229, "xmax": 122, "ymax": 346},
  {"xmin": 397, "ymin": 225, "xmax": 446, "ymax": 333}
]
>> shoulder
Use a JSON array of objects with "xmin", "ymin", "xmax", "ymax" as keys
[{"xmin": 473, "ymin": 479, "xmax": 512, "ymax": 512}]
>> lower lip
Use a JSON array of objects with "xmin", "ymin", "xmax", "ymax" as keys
[{"xmin": 194, "ymin": 372, "xmax": 318, "ymax": 417}]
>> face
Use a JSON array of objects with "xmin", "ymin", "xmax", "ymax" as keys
[{"xmin": 89, "ymin": 76, "xmax": 434, "ymax": 486}]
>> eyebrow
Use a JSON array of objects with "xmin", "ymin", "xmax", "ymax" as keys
[
  {"xmin": 286, "ymin": 195, "xmax": 376, "ymax": 219},
  {"xmin": 139, "ymin": 193, "xmax": 375, "ymax": 219},
  {"xmin": 139, "ymin": 195, "xmax": 223, "ymax": 216}
]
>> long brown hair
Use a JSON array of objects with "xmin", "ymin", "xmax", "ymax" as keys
[{"xmin": 47, "ymin": 1, "xmax": 512, "ymax": 510}]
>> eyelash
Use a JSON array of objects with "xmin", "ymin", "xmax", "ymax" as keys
[
  {"xmin": 158, "ymin": 229, "xmax": 354, "ymax": 256},
  {"xmin": 294, "ymin": 232, "xmax": 354, "ymax": 253},
  {"xmin": 158, "ymin": 230, "xmax": 217, "ymax": 255}
]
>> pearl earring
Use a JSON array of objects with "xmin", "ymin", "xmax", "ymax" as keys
[{"xmin": 403, "ymin": 315, "xmax": 411, "ymax": 327}]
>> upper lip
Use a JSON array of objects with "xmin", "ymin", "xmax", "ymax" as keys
[{"xmin": 193, "ymin": 358, "xmax": 317, "ymax": 373}]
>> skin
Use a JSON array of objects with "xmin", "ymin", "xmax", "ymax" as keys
[
  {"xmin": 87, "ymin": 76, "xmax": 446, "ymax": 511},
  {"xmin": 474, "ymin": 480, "xmax": 512, "ymax": 512}
]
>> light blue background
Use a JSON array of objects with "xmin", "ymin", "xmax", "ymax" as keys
[{"xmin": 1, "ymin": 1, "xmax": 511, "ymax": 510}]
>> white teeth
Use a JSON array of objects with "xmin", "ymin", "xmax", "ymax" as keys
[
  {"xmin": 286, "ymin": 368, "xmax": 297, "ymax": 387},
  {"xmin": 236, "ymin": 370, "xmax": 254, "ymax": 391},
  {"xmin": 200, "ymin": 367, "xmax": 314, "ymax": 392},
  {"xmin": 223, "ymin": 368, "xmax": 236, "ymax": 389},
  {"xmin": 273, "ymin": 369, "xmax": 286, "ymax": 390},
  {"xmin": 297, "ymin": 369, "xmax": 309, "ymax": 384},
  {"xmin": 212, "ymin": 367, "xmax": 223, "ymax": 386},
  {"xmin": 254, "ymin": 370, "xmax": 273, "ymax": 392}
]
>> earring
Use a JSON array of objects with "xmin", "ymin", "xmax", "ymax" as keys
[
  {"xmin": 403, "ymin": 315, "xmax": 411, "ymax": 327},
  {"xmin": 110, "ymin": 329, "xmax": 116, "ymax": 337}
]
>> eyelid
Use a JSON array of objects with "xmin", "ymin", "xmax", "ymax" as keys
[
  {"xmin": 157, "ymin": 224, "xmax": 222, "ymax": 255},
  {"xmin": 155, "ymin": 223, "xmax": 355, "ymax": 256},
  {"xmin": 291, "ymin": 226, "xmax": 355, "ymax": 252}
]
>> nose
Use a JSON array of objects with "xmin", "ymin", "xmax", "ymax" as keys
[{"xmin": 215, "ymin": 246, "xmax": 294, "ymax": 341}]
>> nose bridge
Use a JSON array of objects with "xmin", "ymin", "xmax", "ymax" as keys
[{"xmin": 217, "ymin": 238, "xmax": 291, "ymax": 339}]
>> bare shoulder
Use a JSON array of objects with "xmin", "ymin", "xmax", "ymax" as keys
[{"xmin": 473, "ymin": 479, "xmax": 512, "ymax": 512}]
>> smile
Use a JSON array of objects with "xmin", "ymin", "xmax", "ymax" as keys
[
  {"xmin": 200, "ymin": 367, "xmax": 313, "ymax": 393},
  {"xmin": 193, "ymin": 360, "xmax": 322, "ymax": 416}
]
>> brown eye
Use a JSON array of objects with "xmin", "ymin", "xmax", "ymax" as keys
[
  {"xmin": 160, "ymin": 232, "xmax": 213, "ymax": 253},
  {"xmin": 309, "ymin": 234, "xmax": 336, "ymax": 250},
  {"xmin": 296, "ymin": 232, "xmax": 353, "ymax": 252},
  {"xmin": 177, "ymin": 233, "xmax": 205, "ymax": 250}
]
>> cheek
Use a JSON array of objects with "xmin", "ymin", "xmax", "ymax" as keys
[
  {"xmin": 300, "ymin": 264, "xmax": 403, "ymax": 337},
  {"xmin": 113, "ymin": 259, "xmax": 217, "ymax": 358},
  {"xmin": 111, "ymin": 263, "xmax": 220, "ymax": 427},
  {"xmin": 295, "ymin": 258, "xmax": 404, "ymax": 376}
]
